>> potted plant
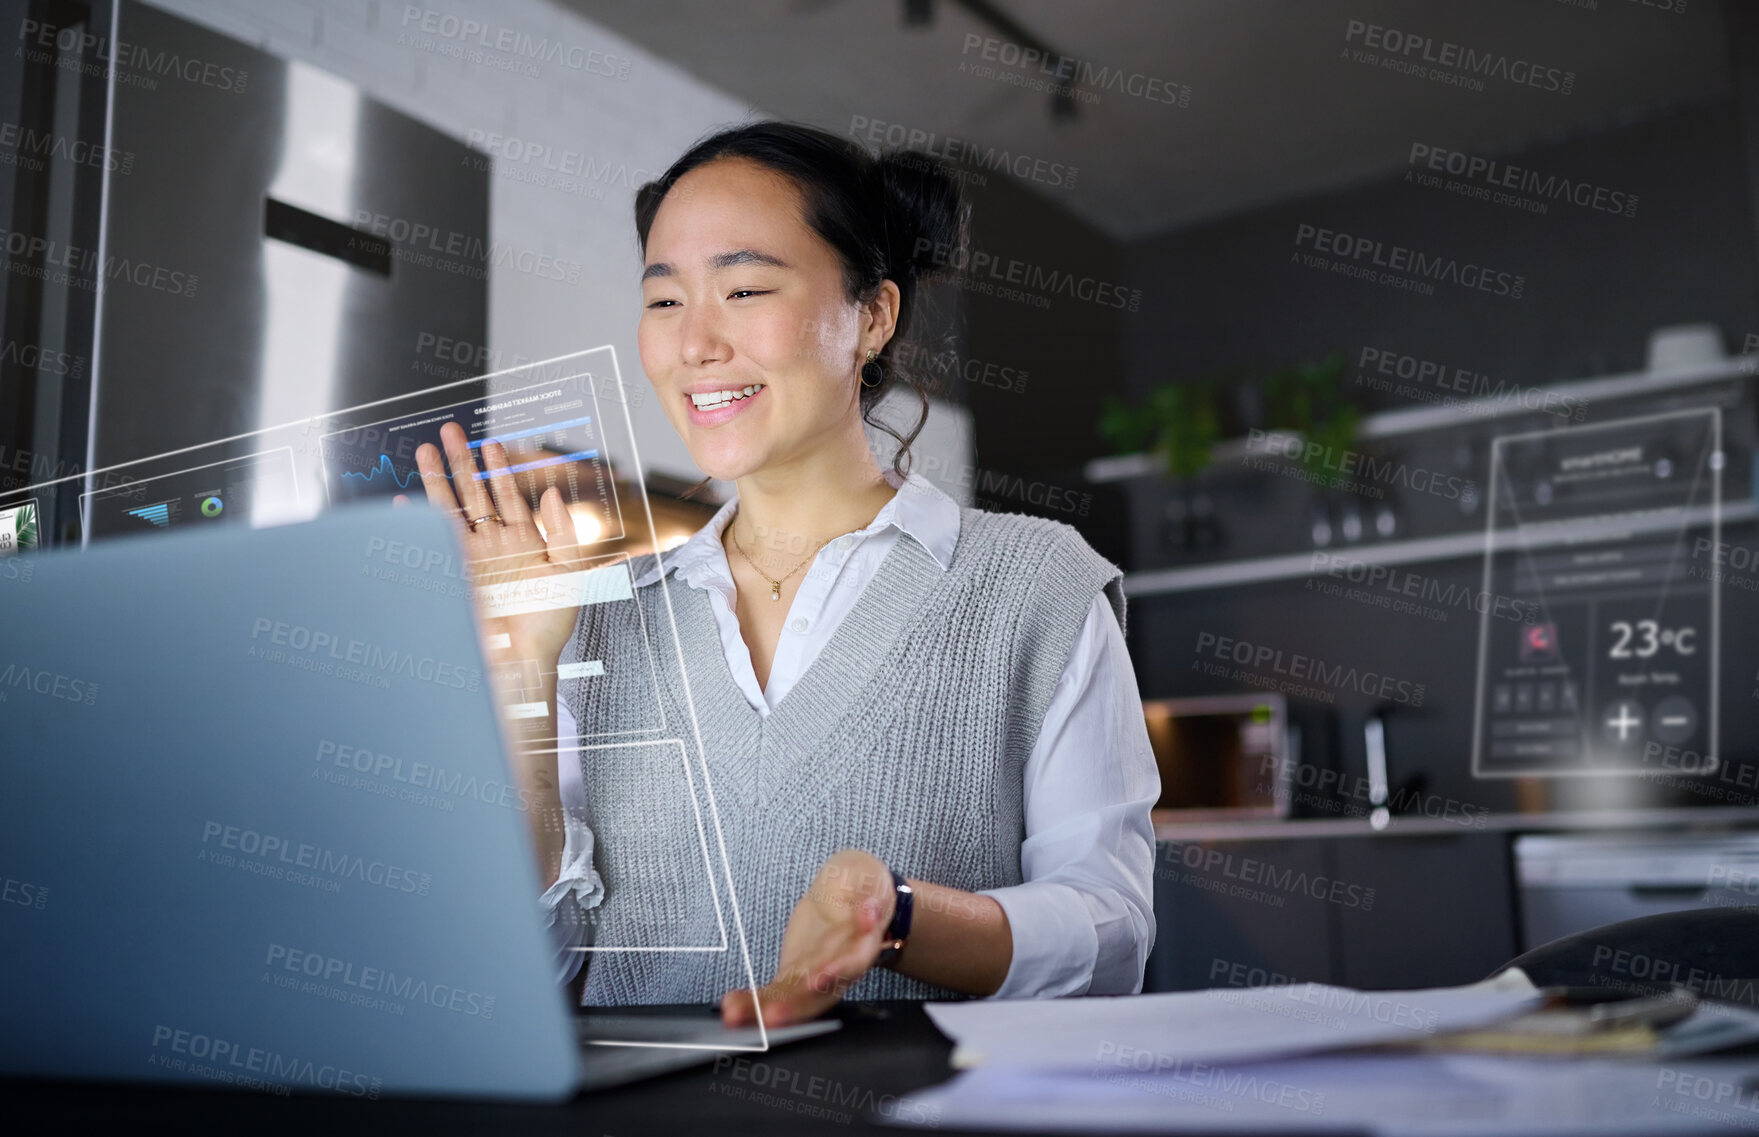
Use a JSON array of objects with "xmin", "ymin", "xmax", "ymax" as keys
[
  {"xmin": 1098, "ymin": 379, "xmax": 1221, "ymax": 481},
  {"xmin": 1261, "ymin": 353, "xmax": 1357, "ymax": 478}
]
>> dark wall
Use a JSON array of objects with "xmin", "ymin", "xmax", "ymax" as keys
[
  {"xmin": 1120, "ymin": 98, "xmax": 1759, "ymax": 402},
  {"xmin": 957, "ymin": 169, "xmax": 1126, "ymax": 491}
]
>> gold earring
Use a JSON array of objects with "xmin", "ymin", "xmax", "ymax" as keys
[{"xmin": 861, "ymin": 349, "xmax": 883, "ymax": 389}]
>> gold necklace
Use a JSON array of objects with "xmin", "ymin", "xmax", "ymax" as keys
[{"xmin": 729, "ymin": 525, "xmax": 828, "ymax": 601}]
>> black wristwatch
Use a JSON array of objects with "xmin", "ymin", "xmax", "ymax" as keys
[{"xmin": 873, "ymin": 866, "xmax": 914, "ymax": 970}]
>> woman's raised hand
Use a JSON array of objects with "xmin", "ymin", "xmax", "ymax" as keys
[{"xmin": 413, "ymin": 421, "xmax": 585, "ymax": 669}]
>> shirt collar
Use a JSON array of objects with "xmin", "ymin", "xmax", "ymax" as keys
[{"xmin": 633, "ymin": 469, "xmax": 960, "ymax": 588}]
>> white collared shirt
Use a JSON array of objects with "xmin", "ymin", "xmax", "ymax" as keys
[{"xmin": 545, "ymin": 470, "xmax": 1159, "ymax": 998}]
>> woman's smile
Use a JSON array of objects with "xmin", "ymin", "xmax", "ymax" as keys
[{"xmin": 684, "ymin": 381, "xmax": 767, "ymax": 427}]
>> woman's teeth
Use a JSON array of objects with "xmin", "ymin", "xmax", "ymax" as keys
[{"xmin": 689, "ymin": 384, "xmax": 763, "ymax": 410}]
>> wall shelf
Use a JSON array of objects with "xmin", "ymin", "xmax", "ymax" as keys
[
  {"xmin": 1091, "ymin": 356, "xmax": 1755, "ymax": 597},
  {"xmin": 1087, "ymin": 355, "xmax": 1756, "ymax": 486},
  {"xmin": 1122, "ymin": 500, "xmax": 1750, "ymax": 597}
]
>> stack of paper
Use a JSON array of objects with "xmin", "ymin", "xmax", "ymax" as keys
[
  {"xmin": 924, "ymin": 975, "xmax": 1542, "ymax": 1070},
  {"xmin": 889, "ymin": 976, "xmax": 1759, "ymax": 1134},
  {"xmin": 892, "ymin": 1052, "xmax": 1759, "ymax": 1135}
]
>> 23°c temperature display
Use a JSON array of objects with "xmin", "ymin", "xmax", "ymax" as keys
[{"xmin": 1607, "ymin": 620, "xmax": 1698, "ymax": 660}]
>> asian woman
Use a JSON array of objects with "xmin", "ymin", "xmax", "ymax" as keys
[{"xmin": 414, "ymin": 121, "xmax": 1159, "ymax": 1029}]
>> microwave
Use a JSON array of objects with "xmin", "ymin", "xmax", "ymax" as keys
[{"xmin": 1142, "ymin": 693, "xmax": 1291, "ymax": 820}]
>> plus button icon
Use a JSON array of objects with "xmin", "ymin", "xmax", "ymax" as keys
[{"xmin": 1603, "ymin": 701, "xmax": 1644, "ymax": 744}]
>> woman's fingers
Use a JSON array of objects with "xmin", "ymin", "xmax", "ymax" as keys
[
  {"xmin": 718, "ymin": 989, "xmax": 743, "ymax": 1026},
  {"xmin": 439, "ymin": 422, "xmax": 497, "ymax": 525},
  {"xmin": 856, "ymin": 895, "xmax": 884, "ymax": 931},
  {"xmin": 753, "ymin": 991, "xmax": 803, "ymax": 1028},
  {"xmin": 720, "ymin": 987, "xmax": 760, "ymax": 1027},
  {"xmin": 730, "ymin": 945, "xmax": 873, "ymax": 1028},
  {"xmin": 745, "ymin": 984, "xmax": 809, "ymax": 1029},
  {"xmin": 480, "ymin": 439, "xmax": 536, "ymax": 532},
  {"xmin": 403, "ymin": 432, "xmax": 584, "ymax": 574},
  {"xmin": 538, "ymin": 486, "xmax": 583, "ymax": 567},
  {"xmin": 414, "ymin": 442, "xmax": 462, "ymax": 516},
  {"xmin": 722, "ymin": 969, "xmax": 823, "ymax": 1028}
]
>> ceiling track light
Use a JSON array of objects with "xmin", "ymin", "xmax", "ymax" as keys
[{"xmin": 939, "ymin": 0, "xmax": 1080, "ymax": 121}]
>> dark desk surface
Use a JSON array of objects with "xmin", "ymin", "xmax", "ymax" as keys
[{"xmin": 2, "ymin": 1002, "xmax": 981, "ymax": 1136}]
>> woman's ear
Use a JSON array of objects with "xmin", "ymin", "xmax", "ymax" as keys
[{"xmin": 861, "ymin": 279, "xmax": 903, "ymax": 355}]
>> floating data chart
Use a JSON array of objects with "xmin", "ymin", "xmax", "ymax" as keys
[
  {"xmin": 318, "ymin": 372, "xmax": 622, "ymax": 553},
  {"xmin": 566, "ymin": 739, "xmax": 727, "ymax": 953},
  {"xmin": 475, "ymin": 552, "xmax": 668, "ymax": 746},
  {"xmin": 127, "ymin": 500, "xmax": 177, "ymax": 528},
  {"xmin": 1472, "ymin": 408, "xmax": 1722, "ymax": 778},
  {"xmin": 78, "ymin": 448, "xmax": 302, "ymax": 543},
  {"xmin": 0, "ymin": 344, "xmax": 766, "ymax": 1048},
  {"xmin": 553, "ymin": 555, "xmax": 668, "ymax": 743}
]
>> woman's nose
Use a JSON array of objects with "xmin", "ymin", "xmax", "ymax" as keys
[{"xmin": 679, "ymin": 305, "xmax": 731, "ymax": 367}]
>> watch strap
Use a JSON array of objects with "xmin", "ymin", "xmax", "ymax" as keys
[{"xmin": 874, "ymin": 866, "xmax": 914, "ymax": 969}]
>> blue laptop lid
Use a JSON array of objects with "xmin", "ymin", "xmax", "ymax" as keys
[{"xmin": 0, "ymin": 502, "xmax": 578, "ymax": 1100}]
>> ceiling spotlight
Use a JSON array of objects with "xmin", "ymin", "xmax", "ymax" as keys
[{"xmin": 944, "ymin": 0, "xmax": 1079, "ymax": 122}]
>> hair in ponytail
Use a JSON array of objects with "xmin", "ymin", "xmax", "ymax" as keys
[{"xmin": 635, "ymin": 122, "xmax": 969, "ymax": 478}]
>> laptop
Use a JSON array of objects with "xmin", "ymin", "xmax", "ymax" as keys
[{"xmin": 0, "ymin": 501, "xmax": 835, "ymax": 1101}]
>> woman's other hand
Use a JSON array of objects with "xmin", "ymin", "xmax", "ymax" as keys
[{"xmin": 720, "ymin": 849, "xmax": 894, "ymax": 1028}]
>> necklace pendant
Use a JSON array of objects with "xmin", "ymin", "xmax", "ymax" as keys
[{"xmin": 769, "ymin": 581, "xmax": 781, "ymax": 601}]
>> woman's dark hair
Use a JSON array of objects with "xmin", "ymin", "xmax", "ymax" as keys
[{"xmin": 634, "ymin": 121, "xmax": 968, "ymax": 479}]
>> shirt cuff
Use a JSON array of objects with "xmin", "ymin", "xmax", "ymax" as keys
[
  {"xmin": 540, "ymin": 809, "xmax": 605, "ymax": 986},
  {"xmin": 978, "ymin": 880, "xmax": 1100, "ymax": 999}
]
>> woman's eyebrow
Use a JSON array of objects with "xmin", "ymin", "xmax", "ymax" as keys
[
  {"xmin": 641, "ymin": 249, "xmax": 789, "ymax": 282},
  {"xmin": 709, "ymin": 249, "xmax": 789, "ymax": 271}
]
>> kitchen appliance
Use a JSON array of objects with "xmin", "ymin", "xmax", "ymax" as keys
[
  {"xmin": 1143, "ymin": 693, "xmax": 1291, "ymax": 820},
  {"xmin": 0, "ymin": 0, "xmax": 488, "ymax": 548},
  {"xmin": 1516, "ymin": 832, "xmax": 1759, "ymax": 951}
]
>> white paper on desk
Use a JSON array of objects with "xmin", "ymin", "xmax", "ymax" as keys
[
  {"xmin": 883, "ymin": 1054, "xmax": 1759, "ymax": 1136},
  {"xmin": 1661, "ymin": 999, "xmax": 1759, "ymax": 1058},
  {"xmin": 924, "ymin": 974, "xmax": 1542, "ymax": 1070}
]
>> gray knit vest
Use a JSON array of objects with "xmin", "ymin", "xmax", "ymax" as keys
[{"xmin": 558, "ymin": 507, "xmax": 1124, "ymax": 1005}]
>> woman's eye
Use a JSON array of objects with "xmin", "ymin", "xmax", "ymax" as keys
[
  {"xmin": 645, "ymin": 299, "xmax": 678, "ymax": 309},
  {"xmin": 729, "ymin": 289, "xmax": 772, "ymax": 300}
]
